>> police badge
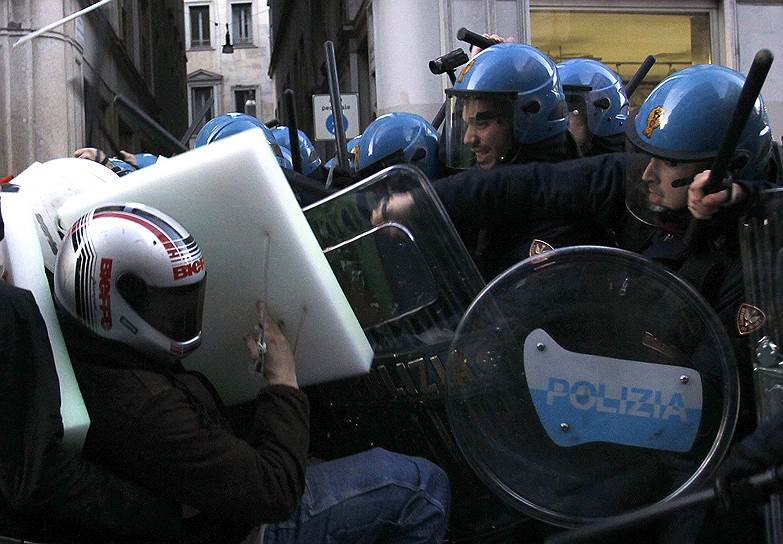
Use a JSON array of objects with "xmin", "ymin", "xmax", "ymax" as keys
[
  {"xmin": 529, "ymin": 239, "xmax": 554, "ymax": 257},
  {"xmin": 736, "ymin": 302, "xmax": 766, "ymax": 335},
  {"xmin": 642, "ymin": 105, "xmax": 664, "ymax": 138}
]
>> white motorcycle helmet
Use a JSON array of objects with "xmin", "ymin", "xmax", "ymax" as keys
[
  {"xmin": 54, "ymin": 203, "xmax": 206, "ymax": 360},
  {"xmin": 13, "ymin": 158, "xmax": 121, "ymax": 272}
]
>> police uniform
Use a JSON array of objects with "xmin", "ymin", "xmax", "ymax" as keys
[{"xmin": 435, "ymin": 152, "xmax": 769, "ymax": 416}]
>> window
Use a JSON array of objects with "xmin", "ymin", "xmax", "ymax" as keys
[
  {"xmin": 531, "ymin": 10, "xmax": 712, "ymax": 107},
  {"xmin": 189, "ymin": 5, "xmax": 211, "ymax": 48},
  {"xmin": 232, "ymin": 3, "xmax": 253, "ymax": 45},
  {"xmin": 235, "ymin": 88, "xmax": 257, "ymax": 113},
  {"xmin": 191, "ymin": 86, "xmax": 214, "ymax": 132}
]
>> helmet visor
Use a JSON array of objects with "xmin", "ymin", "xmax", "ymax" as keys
[
  {"xmin": 119, "ymin": 273, "xmax": 207, "ymax": 342},
  {"xmin": 440, "ymin": 93, "xmax": 516, "ymax": 170}
]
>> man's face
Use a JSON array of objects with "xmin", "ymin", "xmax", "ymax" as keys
[
  {"xmin": 641, "ymin": 157, "xmax": 706, "ymax": 212},
  {"xmin": 461, "ymin": 97, "xmax": 513, "ymax": 170}
]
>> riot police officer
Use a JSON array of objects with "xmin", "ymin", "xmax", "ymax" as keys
[
  {"xmin": 352, "ymin": 112, "xmax": 442, "ymax": 179},
  {"xmin": 378, "ymin": 62, "xmax": 774, "ymax": 541},
  {"xmin": 271, "ymin": 126, "xmax": 323, "ymax": 178},
  {"xmin": 195, "ymin": 112, "xmax": 294, "ymax": 170},
  {"xmin": 557, "ymin": 58, "xmax": 629, "ymax": 156},
  {"xmin": 440, "ymin": 42, "xmax": 578, "ymax": 171}
]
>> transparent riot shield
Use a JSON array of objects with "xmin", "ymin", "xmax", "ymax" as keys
[
  {"xmin": 304, "ymin": 166, "xmax": 530, "ymax": 540},
  {"xmin": 446, "ymin": 246, "xmax": 739, "ymax": 527},
  {"xmin": 304, "ymin": 164, "xmax": 485, "ymax": 364},
  {"xmin": 740, "ymin": 187, "xmax": 783, "ymax": 542}
]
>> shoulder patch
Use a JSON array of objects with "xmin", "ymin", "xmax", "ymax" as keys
[
  {"xmin": 529, "ymin": 239, "xmax": 554, "ymax": 257},
  {"xmin": 736, "ymin": 302, "xmax": 766, "ymax": 336}
]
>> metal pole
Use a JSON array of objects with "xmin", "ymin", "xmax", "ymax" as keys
[
  {"xmin": 284, "ymin": 89, "xmax": 303, "ymax": 174},
  {"xmin": 324, "ymin": 41, "xmax": 349, "ymax": 171}
]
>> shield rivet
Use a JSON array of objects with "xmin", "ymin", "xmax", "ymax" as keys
[
  {"xmin": 680, "ymin": 375, "xmax": 689, "ymax": 384},
  {"xmin": 537, "ymin": 343, "xmax": 546, "ymax": 352},
  {"xmin": 560, "ymin": 423, "xmax": 570, "ymax": 432}
]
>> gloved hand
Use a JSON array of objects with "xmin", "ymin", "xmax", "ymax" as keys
[{"xmin": 718, "ymin": 410, "xmax": 783, "ymax": 483}]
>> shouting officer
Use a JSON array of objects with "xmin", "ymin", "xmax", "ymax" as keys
[{"xmin": 440, "ymin": 42, "xmax": 577, "ymax": 171}]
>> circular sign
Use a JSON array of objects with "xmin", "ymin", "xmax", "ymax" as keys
[{"xmin": 326, "ymin": 112, "xmax": 349, "ymax": 135}]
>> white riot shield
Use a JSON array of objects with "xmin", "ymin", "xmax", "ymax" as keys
[
  {"xmin": 57, "ymin": 129, "xmax": 372, "ymax": 404},
  {"xmin": 446, "ymin": 246, "xmax": 739, "ymax": 527}
]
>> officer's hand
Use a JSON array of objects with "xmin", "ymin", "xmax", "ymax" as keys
[
  {"xmin": 243, "ymin": 300, "xmax": 298, "ymax": 389},
  {"xmin": 119, "ymin": 150, "xmax": 138, "ymax": 168},
  {"xmin": 718, "ymin": 441, "xmax": 766, "ymax": 485},
  {"xmin": 370, "ymin": 192, "xmax": 416, "ymax": 226},
  {"xmin": 73, "ymin": 147, "xmax": 109, "ymax": 166},
  {"xmin": 470, "ymin": 34, "xmax": 515, "ymax": 58},
  {"xmin": 688, "ymin": 169, "xmax": 746, "ymax": 219}
]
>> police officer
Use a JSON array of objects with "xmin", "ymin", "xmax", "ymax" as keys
[
  {"xmin": 379, "ymin": 62, "xmax": 774, "ymax": 540},
  {"xmin": 352, "ymin": 112, "xmax": 442, "ymax": 179},
  {"xmin": 557, "ymin": 58, "xmax": 629, "ymax": 156},
  {"xmin": 439, "ymin": 43, "xmax": 616, "ymax": 277},
  {"xmin": 440, "ymin": 42, "xmax": 578, "ymax": 171},
  {"xmin": 195, "ymin": 112, "xmax": 293, "ymax": 170},
  {"xmin": 271, "ymin": 126, "xmax": 323, "ymax": 178}
]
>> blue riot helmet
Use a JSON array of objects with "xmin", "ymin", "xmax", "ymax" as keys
[
  {"xmin": 107, "ymin": 158, "xmax": 136, "ymax": 177},
  {"xmin": 278, "ymin": 144, "xmax": 294, "ymax": 170},
  {"xmin": 557, "ymin": 59, "xmax": 628, "ymax": 154},
  {"xmin": 628, "ymin": 64, "xmax": 771, "ymax": 179},
  {"xmin": 194, "ymin": 112, "xmax": 291, "ymax": 169},
  {"xmin": 271, "ymin": 126, "xmax": 322, "ymax": 176},
  {"xmin": 134, "ymin": 153, "xmax": 159, "ymax": 169},
  {"xmin": 442, "ymin": 43, "xmax": 568, "ymax": 170},
  {"xmin": 354, "ymin": 113, "xmax": 441, "ymax": 179},
  {"xmin": 625, "ymin": 64, "xmax": 773, "ymax": 224}
]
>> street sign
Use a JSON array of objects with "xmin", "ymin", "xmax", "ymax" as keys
[{"xmin": 312, "ymin": 94, "xmax": 360, "ymax": 141}]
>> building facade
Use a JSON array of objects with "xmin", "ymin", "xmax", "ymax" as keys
[
  {"xmin": 268, "ymin": 0, "xmax": 783, "ymax": 154},
  {"xmin": 0, "ymin": 0, "xmax": 188, "ymax": 175},
  {"xmin": 183, "ymin": 0, "xmax": 275, "ymax": 146}
]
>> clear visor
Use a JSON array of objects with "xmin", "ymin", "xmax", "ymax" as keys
[
  {"xmin": 118, "ymin": 273, "xmax": 207, "ymax": 342},
  {"xmin": 440, "ymin": 94, "xmax": 516, "ymax": 170}
]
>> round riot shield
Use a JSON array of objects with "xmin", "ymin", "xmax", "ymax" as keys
[
  {"xmin": 446, "ymin": 246, "xmax": 739, "ymax": 527},
  {"xmin": 740, "ymin": 187, "xmax": 783, "ymax": 352}
]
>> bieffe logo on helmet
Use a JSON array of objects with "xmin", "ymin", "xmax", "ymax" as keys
[
  {"xmin": 173, "ymin": 257, "xmax": 205, "ymax": 281},
  {"xmin": 98, "ymin": 258, "xmax": 113, "ymax": 330}
]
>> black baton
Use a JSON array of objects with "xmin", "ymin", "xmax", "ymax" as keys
[{"xmin": 683, "ymin": 49, "xmax": 774, "ymax": 248}]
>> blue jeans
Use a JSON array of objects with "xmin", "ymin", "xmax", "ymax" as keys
[{"xmin": 263, "ymin": 448, "xmax": 450, "ymax": 544}]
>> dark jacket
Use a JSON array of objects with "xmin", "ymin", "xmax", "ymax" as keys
[
  {"xmin": 434, "ymin": 153, "xmax": 768, "ymax": 430},
  {"xmin": 0, "ymin": 282, "xmax": 184, "ymax": 542},
  {"xmin": 62, "ymin": 319, "xmax": 310, "ymax": 544}
]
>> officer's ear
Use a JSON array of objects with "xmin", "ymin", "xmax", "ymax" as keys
[
  {"xmin": 593, "ymin": 97, "xmax": 612, "ymax": 110},
  {"xmin": 730, "ymin": 151, "xmax": 750, "ymax": 173},
  {"xmin": 522, "ymin": 100, "xmax": 541, "ymax": 114}
]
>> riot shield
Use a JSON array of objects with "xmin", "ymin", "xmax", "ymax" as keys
[
  {"xmin": 304, "ymin": 166, "xmax": 531, "ymax": 540},
  {"xmin": 740, "ymin": 187, "xmax": 783, "ymax": 542},
  {"xmin": 446, "ymin": 246, "xmax": 739, "ymax": 527}
]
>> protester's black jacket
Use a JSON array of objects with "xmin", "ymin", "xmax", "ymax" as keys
[
  {"xmin": 62, "ymin": 319, "xmax": 310, "ymax": 544},
  {"xmin": 0, "ymin": 282, "xmax": 184, "ymax": 542}
]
